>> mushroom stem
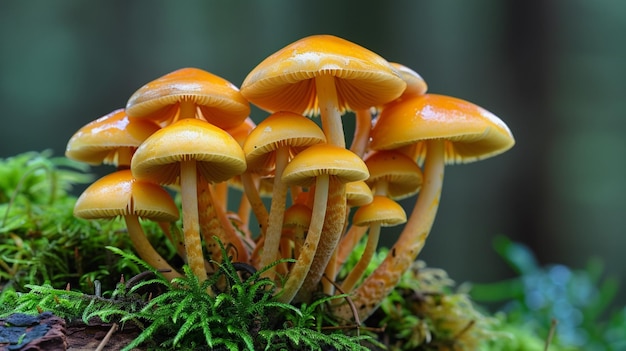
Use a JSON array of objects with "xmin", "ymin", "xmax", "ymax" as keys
[
  {"xmin": 237, "ymin": 191, "xmax": 253, "ymax": 240},
  {"xmin": 158, "ymin": 221, "xmax": 187, "ymax": 262},
  {"xmin": 241, "ymin": 172, "xmax": 269, "ymax": 242},
  {"xmin": 259, "ymin": 146, "xmax": 290, "ymax": 280},
  {"xmin": 178, "ymin": 99, "xmax": 197, "ymax": 121},
  {"xmin": 336, "ymin": 225, "xmax": 369, "ymax": 271},
  {"xmin": 123, "ymin": 214, "xmax": 181, "ymax": 281},
  {"xmin": 295, "ymin": 179, "xmax": 346, "ymax": 301},
  {"xmin": 276, "ymin": 174, "xmax": 329, "ymax": 303},
  {"xmin": 315, "ymin": 75, "xmax": 345, "ymax": 148},
  {"xmin": 350, "ymin": 109, "xmax": 372, "ymax": 158},
  {"xmin": 339, "ymin": 222, "xmax": 380, "ymax": 293},
  {"xmin": 180, "ymin": 159, "xmax": 208, "ymax": 282},
  {"xmin": 198, "ymin": 177, "xmax": 248, "ymax": 269},
  {"xmin": 332, "ymin": 139, "xmax": 445, "ymax": 322}
]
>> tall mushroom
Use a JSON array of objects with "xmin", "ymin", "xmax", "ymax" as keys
[
  {"xmin": 243, "ymin": 111, "xmax": 326, "ymax": 280},
  {"xmin": 332, "ymin": 93, "xmax": 515, "ymax": 322},
  {"xmin": 131, "ymin": 118, "xmax": 247, "ymax": 281},
  {"xmin": 127, "ymin": 67, "xmax": 251, "ymax": 276},
  {"xmin": 240, "ymin": 34, "xmax": 406, "ymax": 148},
  {"xmin": 240, "ymin": 35, "xmax": 404, "ymax": 299},
  {"xmin": 277, "ymin": 144, "xmax": 369, "ymax": 303},
  {"xmin": 73, "ymin": 170, "xmax": 181, "ymax": 281}
]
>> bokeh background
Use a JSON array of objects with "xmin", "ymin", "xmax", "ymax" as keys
[{"xmin": 1, "ymin": 1, "xmax": 625, "ymax": 306}]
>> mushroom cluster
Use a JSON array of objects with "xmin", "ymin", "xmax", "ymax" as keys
[{"xmin": 65, "ymin": 34, "xmax": 515, "ymax": 324}]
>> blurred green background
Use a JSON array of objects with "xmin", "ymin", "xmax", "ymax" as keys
[{"xmin": 1, "ymin": 0, "xmax": 625, "ymax": 306}]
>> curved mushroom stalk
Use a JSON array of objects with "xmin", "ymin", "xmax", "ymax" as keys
[
  {"xmin": 275, "ymin": 174, "xmax": 330, "ymax": 303},
  {"xmin": 258, "ymin": 146, "xmax": 290, "ymax": 279},
  {"xmin": 73, "ymin": 170, "xmax": 183, "ymax": 282},
  {"xmin": 124, "ymin": 214, "xmax": 182, "ymax": 281},
  {"xmin": 294, "ymin": 179, "xmax": 346, "ymax": 302},
  {"xmin": 332, "ymin": 139, "xmax": 445, "ymax": 322},
  {"xmin": 198, "ymin": 175, "xmax": 249, "ymax": 270},
  {"xmin": 339, "ymin": 195, "xmax": 406, "ymax": 293},
  {"xmin": 350, "ymin": 108, "xmax": 373, "ymax": 158}
]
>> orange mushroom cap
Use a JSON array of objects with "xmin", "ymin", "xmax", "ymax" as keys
[
  {"xmin": 345, "ymin": 180, "xmax": 374, "ymax": 207},
  {"xmin": 240, "ymin": 35, "xmax": 406, "ymax": 115},
  {"xmin": 370, "ymin": 94, "xmax": 515, "ymax": 163},
  {"xmin": 389, "ymin": 62, "xmax": 428, "ymax": 98},
  {"xmin": 131, "ymin": 118, "xmax": 247, "ymax": 185},
  {"xmin": 243, "ymin": 111, "xmax": 326, "ymax": 173},
  {"xmin": 352, "ymin": 195, "xmax": 407, "ymax": 228},
  {"xmin": 65, "ymin": 109, "xmax": 160, "ymax": 167},
  {"xmin": 126, "ymin": 67, "xmax": 250, "ymax": 130},
  {"xmin": 364, "ymin": 150, "xmax": 423, "ymax": 200},
  {"xmin": 74, "ymin": 170, "xmax": 178, "ymax": 222},
  {"xmin": 281, "ymin": 144, "xmax": 370, "ymax": 187}
]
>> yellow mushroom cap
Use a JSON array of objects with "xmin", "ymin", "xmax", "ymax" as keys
[
  {"xmin": 126, "ymin": 67, "xmax": 250, "ymax": 130},
  {"xmin": 65, "ymin": 109, "xmax": 160, "ymax": 166},
  {"xmin": 345, "ymin": 181, "xmax": 374, "ymax": 207},
  {"xmin": 364, "ymin": 150, "xmax": 423, "ymax": 200},
  {"xmin": 240, "ymin": 35, "xmax": 406, "ymax": 115},
  {"xmin": 390, "ymin": 62, "xmax": 428, "ymax": 98},
  {"xmin": 131, "ymin": 118, "xmax": 246, "ymax": 185},
  {"xmin": 370, "ymin": 94, "xmax": 515, "ymax": 164},
  {"xmin": 352, "ymin": 195, "xmax": 407, "ymax": 227},
  {"xmin": 283, "ymin": 203, "xmax": 312, "ymax": 230},
  {"xmin": 74, "ymin": 170, "xmax": 179, "ymax": 222},
  {"xmin": 281, "ymin": 144, "xmax": 369, "ymax": 187},
  {"xmin": 243, "ymin": 111, "xmax": 326, "ymax": 173}
]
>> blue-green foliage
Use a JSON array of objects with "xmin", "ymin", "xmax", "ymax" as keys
[{"xmin": 471, "ymin": 236, "xmax": 626, "ymax": 350}]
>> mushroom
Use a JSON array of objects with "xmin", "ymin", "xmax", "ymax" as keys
[
  {"xmin": 240, "ymin": 34, "xmax": 406, "ymax": 148},
  {"xmin": 131, "ymin": 118, "xmax": 247, "ymax": 281},
  {"xmin": 336, "ymin": 150, "xmax": 422, "ymax": 273},
  {"xmin": 243, "ymin": 111, "xmax": 326, "ymax": 280},
  {"xmin": 276, "ymin": 144, "xmax": 369, "ymax": 303},
  {"xmin": 339, "ymin": 195, "xmax": 406, "ymax": 293},
  {"xmin": 282, "ymin": 203, "xmax": 312, "ymax": 262},
  {"xmin": 332, "ymin": 93, "xmax": 515, "ymax": 322},
  {"xmin": 364, "ymin": 149, "xmax": 424, "ymax": 200},
  {"xmin": 126, "ymin": 67, "xmax": 250, "ymax": 130},
  {"xmin": 73, "ymin": 170, "xmax": 181, "ymax": 281},
  {"xmin": 65, "ymin": 108, "xmax": 160, "ymax": 168}
]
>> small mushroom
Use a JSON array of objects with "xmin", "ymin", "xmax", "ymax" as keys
[
  {"xmin": 339, "ymin": 195, "xmax": 406, "ymax": 293},
  {"xmin": 73, "ymin": 170, "xmax": 181, "ymax": 281},
  {"xmin": 277, "ymin": 144, "xmax": 369, "ymax": 303},
  {"xmin": 336, "ymin": 150, "xmax": 422, "ymax": 273},
  {"xmin": 243, "ymin": 111, "xmax": 326, "ymax": 280},
  {"xmin": 282, "ymin": 203, "xmax": 312, "ymax": 261}
]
